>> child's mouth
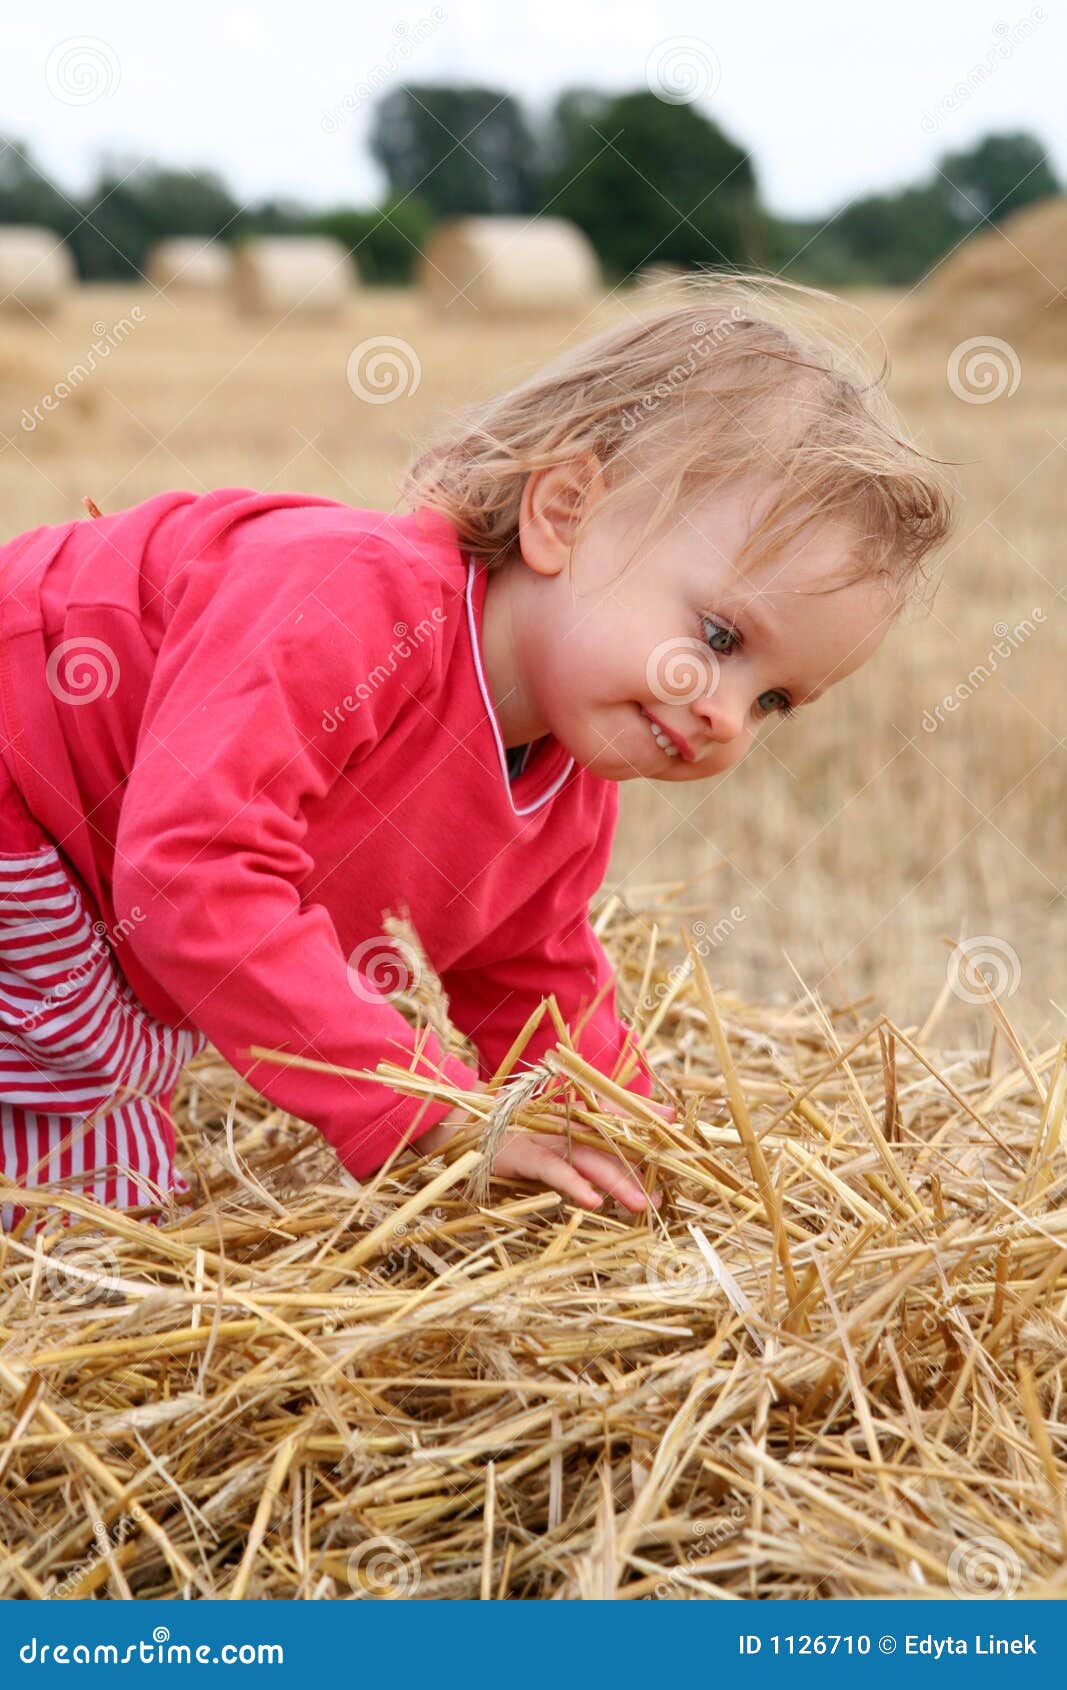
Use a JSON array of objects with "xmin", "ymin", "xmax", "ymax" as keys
[{"xmin": 637, "ymin": 702, "xmax": 681, "ymax": 759}]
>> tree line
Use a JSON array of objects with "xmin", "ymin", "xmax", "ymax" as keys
[{"xmin": 0, "ymin": 83, "xmax": 1059, "ymax": 289}]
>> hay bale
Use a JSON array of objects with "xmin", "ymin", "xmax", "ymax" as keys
[
  {"xmin": 419, "ymin": 216, "xmax": 600, "ymax": 317},
  {"xmin": 0, "ymin": 226, "xmax": 74, "ymax": 317},
  {"xmin": 147, "ymin": 237, "xmax": 233, "ymax": 293},
  {"xmin": 900, "ymin": 195, "xmax": 1067, "ymax": 359},
  {"xmin": 1, "ymin": 898, "xmax": 1065, "ymax": 1598},
  {"xmin": 231, "ymin": 236, "xmax": 356, "ymax": 317}
]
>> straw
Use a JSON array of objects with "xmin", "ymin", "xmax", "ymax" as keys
[{"xmin": 1, "ymin": 896, "xmax": 1065, "ymax": 1599}]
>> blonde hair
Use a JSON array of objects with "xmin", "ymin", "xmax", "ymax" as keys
[{"xmin": 401, "ymin": 272, "xmax": 957, "ymax": 611}]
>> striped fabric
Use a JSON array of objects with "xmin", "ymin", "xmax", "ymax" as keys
[{"xmin": 0, "ymin": 767, "xmax": 205, "ymax": 1235}]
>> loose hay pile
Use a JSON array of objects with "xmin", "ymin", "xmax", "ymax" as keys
[
  {"xmin": 1, "ymin": 901, "xmax": 1066, "ymax": 1600},
  {"xmin": 900, "ymin": 194, "xmax": 1067, "ymax": 360}
]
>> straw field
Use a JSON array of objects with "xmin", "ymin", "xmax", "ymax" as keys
[{"xmin": 1, "ymin": 251, "xmax": 1065, "ymax": 1597}]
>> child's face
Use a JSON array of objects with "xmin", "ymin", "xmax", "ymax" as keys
[{"xmin": 496, "ymin": 466, "xmax": 898, "ymax": 783}]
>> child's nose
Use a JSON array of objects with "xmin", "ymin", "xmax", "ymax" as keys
[{"xmin": 691, "ymin": 685, "xmax": 746, "ymax": 744}]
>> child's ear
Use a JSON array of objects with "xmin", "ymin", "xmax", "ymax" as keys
[{"xmin": 518, "ymin": 453, "xmax": 606, "ymax": 577}]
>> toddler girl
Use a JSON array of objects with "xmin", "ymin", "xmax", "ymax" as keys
[{"xmin": 0, "ymin": 276, "xmax": 953, "ymax": 1235}]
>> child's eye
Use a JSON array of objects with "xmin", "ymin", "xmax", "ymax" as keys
[
  {"xmin": 700, "ymin": 615, "xmax": 795, "ymax": 718},
  {"xmin": 758, "ymin": 690, "xmax": 795, "ymax": 719},
  {"xmin": 700, "ymin": 614, "xmax": 741, "ymax": 655}
]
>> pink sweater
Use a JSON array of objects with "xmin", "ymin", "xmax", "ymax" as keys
[{"xmin": 0, "ymin": 490, "xmax": 654, "ymax": 1178}]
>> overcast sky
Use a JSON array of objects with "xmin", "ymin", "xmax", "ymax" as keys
[{"xmin": 6, "ymin": 0, "xmax": 1064, "ymax": 222}]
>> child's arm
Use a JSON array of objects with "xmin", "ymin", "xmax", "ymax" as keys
[{"xmin": 111, "ymin": 524, "xmax": 479, "ymax": 1179}]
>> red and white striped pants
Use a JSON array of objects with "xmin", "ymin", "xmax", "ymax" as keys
[{"xmin": 0, "ymin": 759, "xmax": 205, "ymax": 1234}]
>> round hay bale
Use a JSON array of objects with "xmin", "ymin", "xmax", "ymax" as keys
[
  {"xmin": 0, "ymin": 226, "xmax": 75, "ymax": 317},
  {"xmin": 231, "ymin": 237, "xmax": 356, "ymax": 317},
  {"xmin": 900, "ymin": 195, "xmax": 1067, "ymax": 360},
  {"xmin": 419, "ymin": 216, "xmax": 601, "ymax": 317},
  {"xmin": 147, "ymin": 238, "xmax": 233, "ymax": 292}
]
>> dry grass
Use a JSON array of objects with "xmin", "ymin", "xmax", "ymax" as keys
[{"xmin": 1, "ymin": 901, "xmax": 1065, "ymax": 1599}]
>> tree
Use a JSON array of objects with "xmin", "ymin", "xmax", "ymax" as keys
[
  {"xmin": 543, "ymin": 90, "xmax": 764, "ymax": 280},
  {"xmin": 821, "ymin": 184, "xmax": 965, "ymax": 284},
  {"xmin": 937, "ymin": 131, "xmax": 1061, "ymax": 225},
  {"xmin": 66, "ymin": 157, "xmax": 247, "ymax": 280},
  {"xmin": 309, "ymin": 194, "xmax": 434, "ymax": 284},
  {"xmin": 0, "ymin": 137, "xmax": 74, "ymax": 232},
  {"xmin": 370, "ymin": 84, "xmax": 543, "ymax": 217}
]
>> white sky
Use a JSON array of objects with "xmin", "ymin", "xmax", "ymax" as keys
[{"xmin": 5, "ymin": 0, "xmax": 1064, "ymax": 221}]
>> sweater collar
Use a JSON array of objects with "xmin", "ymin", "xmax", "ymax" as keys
[{"xmin": 464, "ymin": 558, "xmax": 575, "ymax": 816}]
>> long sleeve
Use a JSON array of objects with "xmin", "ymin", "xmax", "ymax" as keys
[
  {"xmin": 439, "ymin": 846, "xmax": 656, "ymax": 1102},
  {"xmin": 112, "ymin": 520, "xmax": 479, "ymax": 1180}
]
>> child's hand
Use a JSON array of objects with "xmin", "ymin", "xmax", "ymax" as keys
[
  {"xmin": 494, "ymin": 1128, "xmax": 662, "ymax": 1212},
  {"xmin": 415, "ymin": 1080, "xmax": 663, "ymax": 1212}
]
